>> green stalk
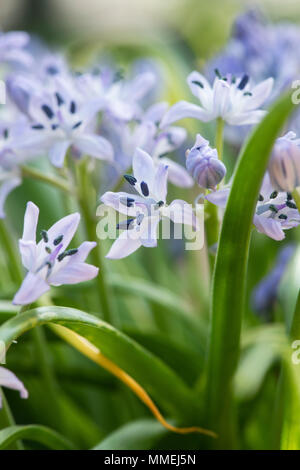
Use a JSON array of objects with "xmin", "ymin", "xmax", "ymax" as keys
[
  {"xmin": 0, "ymin": 220, "xmax": 23, "ymax": 284},
  {"xmin": 204, "ymin": 93, "xmax": 296, "ymax": 447},
  {"xmin": 21, "ymin": 165, "xmax": 71, "ymax": 194},
  {"xmin": 292, "ymin": 188, "xmax": 300, "ymax": 213},
  {"xmin": 205, "ymin": 118, "xmax": 224, "ymax": 268},
  {"xmin": 76, "ymin": 158, "xmax": 114, "ymax": 324},
  {"xmin": 0, "ymin": 389, "xmax": 23, "ymax": 450}
]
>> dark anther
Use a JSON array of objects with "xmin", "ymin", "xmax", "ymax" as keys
[
  {"xmin": 270, "ymin": 191, "xmax": 278, "ymax": 199},
  {"xmin": 258, "ymin": 194, "xmax": 264, "ymax": 202},
  {"xmin": 46, "ymin": 66, "xmax": 59, "ymax": 75},
  {"xmin": 279, "ymin": 214, "xmax": 288, "ymax": 220},
  {"xmin": 286, "ymin": 200, "xmax": 297, "ymax": 209},
  {"xmin": 51, "ymin": 124, "xmax": 59, "ymax": 130},
  {"xmin": 287, "ymin": 193, "xmax": 293, "ymax": 200},
  {"xmin": 116, "ymin": 219, "xmax": 134, "ymax": 230},
  {"xmin": 191, "ymin": 80, "xmax": 204, "ymax": 89},
  {"xmin": 55, "ymin": 92, "xmax": 64, "ymax": 106},
  {"xmin": 53, "ymin": 234, "xmax": 63, "ymax": 246},
  {"xmin": 238, "ymin": 74, "xmax": 249, "ymax": 90},
  {"xmin": 45, "ymin": 246, "xmax": 52, "ymax": 254},
  {"xmin": 41, "ymin": 230, "xmax": 49, "ymax": 243},
  {"xmin": 140, "ymin": 181, "xmax": 149, "ymax": 197},
  {"xmin": 3, "ymin": 128, "xmax": 9, "ymax": 139},
  {"xmin": 157, "ymin": 201, "xmax": 164, "ymax": 207},
  {"xmin": 41, "ymin": 104, "xmax": 54, "ymax": 119},
  {"xmin": 214, "ymin": 69, "xmax": 222, "ymax": 78},
  {"xmin": 70, "ymin": 101, "xmax": 76, "ymax": 114},
  {"xmin": 269, "ymin": 204, "xmax": 278, "ymax": 213},
  {"xmin": 72, "ymin": 121, "xmax": 82, "ymax": 129},
  {"xmin": 32, "ymin": 124, "xmax": 44, "ymax": 130},
  {"xmin": 243, "ymin": 91, "xmax": 252, "ymax": 96},
  {"xmin": 120, "ymin": 197, "xmax": 135, "ymax": 207},
  {"xmin": 124, "ymin": 174, "xmax": 137, "ymax": 186},
  {"xmin": 58, "ymin": 248, "xmax": 78, "ymax": 262}
]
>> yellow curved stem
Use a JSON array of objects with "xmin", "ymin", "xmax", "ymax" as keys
[{"xmin": 50, "ymin": 323, "xmax": 217, "ymax": 439}]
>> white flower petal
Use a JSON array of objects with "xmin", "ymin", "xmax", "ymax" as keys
[
  {"xmin": 160, "ymin": 101, "xmax": 211, "ymax": 128},
  {"xmin": 13, "ymin": 272, "xmax": 50, "ymax": 305},
  {"xmin": 49, "ymin": 140, "xmax": 70, "ymax": 168},
  {"xmin": 74, "ymin": 134, "xmax": 113, "ymax": 162}
]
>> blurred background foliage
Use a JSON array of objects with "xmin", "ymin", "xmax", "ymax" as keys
[{"xmin": 0, "ymin": 0, "xmax": 299, "ymax": 451}]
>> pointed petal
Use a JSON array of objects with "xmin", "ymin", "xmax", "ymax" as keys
[
  {"xmin": 68, "ymin": 241, "xmax": 97, "ymax": 263},
  {"xmin": 143, "ymin": 102, "xmax": 169, "ymax": 122},
  {"xmin": 253, "ymin": 215, "xmax": 285, "ymax": 241},
  {"xmin": 0, "ymin": 367, "xmax": 28, "ymax": 405},
  {"xmin": 19, "ymin": 240, "xmax": 37, "ymax": 271},
  {"xmin": 106, "ymin": 230, "xmax": 142, "ymax": 259},
  {"xmin": 50, "ymin": 262, "xmax": 98, "ymax": 286},
  {"xmin": 227, "ymin": 110, "xmax": 266, "ymax": 126},
  {"xmin": 22, "ymin": 201, "xmax": 39, "ymax": 241},
  {"xmin": 0, "ymin": 177, "xmax": 22, "ymax": 219},
  {"xmin": 132, "ymin": 148, "xmax": 155, "ymax": 192},
  {"xmin": 49, "ymin": 140, "xmax": 70, "ymax": 168},
  {"xmin": 206, "ymin": 188, "xmax": 230, "ymax": 208},
  {"xmin": 74, "ymin": 134, "xmax": 113, "ymax": 162},
  {"xmin": 160, "ymin": 157, "xmax": 194, "ymax": 188},
  {"xmin": 160, "ymin": 101, "xmax": 210, "ymax": 128},
  {"xmin": 246, "ymin": 78, "xmax": 274, "ymax": 111},
  {"xmin": 187, "ymin": 71, "xmax": 212, "ymax": 109},
  {"xmin": 127, "ymin": 72, "xmax": 156, "ymax": 102},
  {"xmin": 42, "ymin": 213, "xmax": 80, "ymax": 253},
  {"xmin": 153, "ymin": 162, "xmax": 168, "ymax": 202},
  {"xmin": 13, "ymin": 272, "xmax": 50, "ymax": 305}
]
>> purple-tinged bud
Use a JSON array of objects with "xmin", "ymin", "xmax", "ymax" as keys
[
  {"xmin": 268, "ymin": 132, "xmax": 300, "ymax": 192},
  {"xmin": 186, "ymin": 134, "xmax": 226, "ymax": 189}
]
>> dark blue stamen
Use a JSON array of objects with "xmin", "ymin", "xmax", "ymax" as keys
[
  {"xmin": 157, "ymin": 200, "xmax": 164, "ymax": 207},
  {"xmin": 214, "ymin": 68, "xmax": 222, "ymax": 78},
  {"xmin": 279, "ymin": 214, "xmax": 288, "ymax": 220},
  {"xmin": 42, "ymin": 104, "xmax": 54, "ymax": 119},
  {"xmin": 32, "ymin": 124, "xmax": 44, "ymax": 130},
  {"xmin": 243, "ymin": 91, "xmax": 252, "ymax": 96},
  {"xmin": 55, "ymin": 92, "xmax": 64, "ymax": 106},
  {"xmin": 41, "ymin": 230, "xmax": 48, "ymax": 243},
  {"xmin": 58, "ymin": 248, "xmax": 78, "ymax": 262},
  {"xmin": 286, "ymin": 200, "xmax": 297, "ymax": 209},
  {"xmin": 287, "ymin": 192, "xmax": 292, "ymax": 201},
  {"xmin": 120, "ymin": 197, "xmax": 135, "ymax": 207},
  {"xmin": 3, "ymin": 128, "xmax": 9, "ymax": 139},
  {"xmin": 258, "ymin": 194, "xmax": 264, "ymax": 202},
  {"xmin": 238, "ymin": 75, "xmax": 249, "ymax": 90},
  {"xmin": 270, "ymin": 191, "xmax": 278, "ymax": 199},
  {"xmin": 269, "ymin": 204, "xmax": 278, "ymax": 213},
  {"xmin": 51, "ymin": 124, "xmax": 59, "ymax": 130},
  {"xmin": 191, "ymin": 80, "xmax": 204, "ymax": 89},
  {"xmin": 124, "ymin": 174, "xmax": 137, "ymax": 186},
  {"xmin": 46, "ymin": 66, "xmax": 59, "ymax": 75},
  {"xmin": 140, "ymin": 181, "xmax": 149, "ymax": 197},
  {"xmin": 53, "ymin": 234, "xmax": 63, "ymax": 246},
  {"xmin": 116, "ymin": 218, "xmax": 134, "ymax": 230},
  {"xmin": 70, "ymin": 101, "xmax": 76, "ymax": 114},
  {"xmin": 45, "ymin": 246, "xmax": 51, "ymax": 254},
  {"xmin": 72, "ymin": 121, "xmax": 82, "ymax": 129}
]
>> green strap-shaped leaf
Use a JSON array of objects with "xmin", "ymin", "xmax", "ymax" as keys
[
  {"xmin": 205, "ymin": 93, "xmax": 297, "ymax": 444},
  {"xmin": 93, "ymin": 419, "xmax": 168, "ymax": 450},
  {"xmin": 0, "ymin": 425, "xmax": 75, "ymax": 450},
  {"xmin": 0, "ymin": 306, "xmax": 201, "ymax": 423}
]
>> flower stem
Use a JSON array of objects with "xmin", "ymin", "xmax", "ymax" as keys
[
  {"xmin": 215, "ymin": 117, "xmax": 225, "ymax": 161},
  {"xmin": 76, "ymin": 158, "xmax": 114, "ymax": 324},
  {"xmin": 0, "ymin": 220, "xmax": 24, "ymax": 284},
  {"xmin": 21, "ymin": 165, "xmax": 72, "ymax": 194},
  {"xmin": 0, "ymin": 388, "xmax": 24, "ymax": 449},
  {"xmin": 292, "ymin": 188, "xmax": 300, "ymax": 213}
]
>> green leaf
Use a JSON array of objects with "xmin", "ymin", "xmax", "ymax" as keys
[
  {"xmin": 0, "ymin": 306, "xmax": 201, "ymax": 423},
  {"xmin": 205, "ymin": 92, "xmax": 297, "ymax": 443},
  {"xmin": 93, "ymin": 419, "xmax": 168, "ymax": 450},
  {"xmin": 0, "ymin": 425, "xmax": 75, "ymax": 450}
]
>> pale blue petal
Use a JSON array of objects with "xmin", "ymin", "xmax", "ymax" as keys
[
  {"xmin": 74, "ymin": 134, "xmax": 113, "ymax": 162},
  {"xmin": 49, "ymin": 140, "xmax": 70, "ymax": 168},
  {"xmin": 160, "ymin": 101, "xmax": 210, "ymax": 128},
  {"xmin": 50, "ymin": 262, "xmax": 98, "ymax": 286},
  {"xmin": 253, "ymin": 215, "xmax": 285, "ymax": 241},
  {"xmin": 0, "ymin": 177, "xmax": 22, "ymax": 219},
  {"xmin": 22, "ymin": 201, "xmax": 39, "ymax": 241},
  {"xmin": 13, "ymin": 272, "xmax": 50, "ymax": 305},
  {"xmin": 0, "ymin": 367, "xmax": 28, "ymax": 406}
]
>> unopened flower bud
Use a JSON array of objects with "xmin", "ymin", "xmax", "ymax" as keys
[
  {"xmin": 186, "ymin": 134, "xmax": 226, "ymax": 189},
  {"xmin": 268, "ymin": 132, "xmax": 300, "ymax": 192}
]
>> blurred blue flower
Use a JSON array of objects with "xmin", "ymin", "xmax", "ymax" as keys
[
  {"xmin": 251, "ymin": 244, "xmax": 295, "ymax": 316},
  {"xmin": 269, "ymin": 131, "xmax": 300, "ymax": 192}
]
